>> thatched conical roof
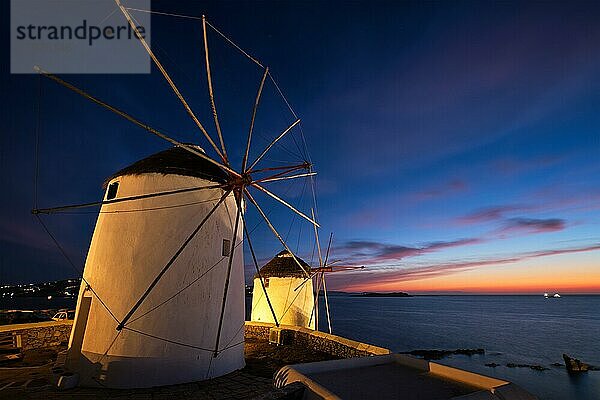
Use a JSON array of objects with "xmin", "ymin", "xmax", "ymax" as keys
[
  {"xmin": 103, "ymin": 145, "xmax": 228, "ymax": 188},
  {"xmin": 255, "ymin": 250, "xmax": 311, "ymax": 279}
]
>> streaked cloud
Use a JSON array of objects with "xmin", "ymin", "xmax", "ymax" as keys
[
  {"xmin": 457, "ymin": 204, "xmax": 533, "ymax": 224},
  {"xmin": 339, "ymin": 237, "xmax": 482, "ymax": 264},
  {"xmin": 333, "ymin": 243, "xmax": 600, "ymax": 291},
  {"xmin": 500, "ymin": 217, "xmax": 566, "ymax": 234}
]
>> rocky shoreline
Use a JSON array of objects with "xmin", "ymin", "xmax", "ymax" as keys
[
  {"xmin": 404, "ymin": 348, "xmax": 600, "ymax": 374},
  {"xmin": 486, "ymin": 363, "xmax": 549, "ymax": 371}
]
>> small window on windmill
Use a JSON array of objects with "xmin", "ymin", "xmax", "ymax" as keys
[
  {"xmin": 106, "ymin": 182, "xmax": 119, "ymax": 200},
  {"xmin": 263, "ymin": 277, "xmax": 269, "ymax": 288},
  {"xmin": 222, "ymin": 239, "xmax": 231, "ymax": 257}
]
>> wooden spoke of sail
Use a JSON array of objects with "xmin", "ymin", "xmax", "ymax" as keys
[
  {"xmin": 114, "ymin": 0, "xmax": 225, "ymax": 163},
  {"xmin": 250, "ymin": 162, "xmax": 311, "ymax": 175},
  {"xmin": 244, "ymin": 188, "xmax": 311, "ymax": 278},
  {"xmin": 243, "ymin": 67, "xmax": 269, "ymax": 172},
  {"xmin": 296, "ymin": 266, "xmax": 365, "ymax": 292},
  {"xmin": 34, "ymin": 67, "xmax": 240, "ymax": 178},
  {"xmin": 202, "ymin": 15, "xmax": 228, "ymax": 164},
  {"xmin": 241, "ymin": 211, "xmax": 279, "ymax": 327},
  {"xmin": 294, "ymin": 271, "xmax": 319, "ymax": 291},
  {"xmin": 294, "ymin": 266, "xmax": 365, "ymax": 291},
  {"xmin": 322, "ymin": 272, "xmax": 332, "ymax": 334},
  {"xmin": 204, "ymin": 19, "xmax": 264, "ymax": 68},
  {"xmin": 251, "ymin": 164, "xmax": 313, "ymax": 183},
  {"xmin": 118, "ymin": 190, "xmax": 232, "ymax": 331},
  {"xmin": 256, "ymin": 172, "xmax": 316, "ymax": 184},
  {"xmin": 252, "ymin": 166, "xmax": 310, "ymax": 183},
  {"xmin": 312, "ymin": 265, "xmax": 365, "ymax": 272},
  {"xmin": 247, "ymin": 118, "xmax": 301, "ymax": 172},
  {"xmin": 214, "ymin": 193, "xmax": 242, "ymax": 356},
  {"xmin": 312, "ymin": 209, "xmax": 323, "ymax": 267},
  {"xmin": 250, "ymin": 182, "xmax": 319, "ymax": 228},
  {"xmin": 295, "ymin": 233, "xmax": 329, "ymax": 292},
  {"xmin": 308, "ymin": 271, "xmax": 323, "ymax": 329},
  {"xmin": 32, "ymin": 184, "xmax": 225, "ymax": 215},
  {"xmin": 256, "ymin": 165, "xmax": 307, "ymax": 181},
  {"xmin": 295, "ymin": 269, "xmax": 363, "ymax": 292},
  {"xmin": 323, "ymin": 232, "xmax": 333, "ymax": 267}
]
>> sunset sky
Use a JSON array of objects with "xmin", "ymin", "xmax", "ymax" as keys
[{"xmin": 1, "ymin": 1, "xmax": 599, "ymax": 293}]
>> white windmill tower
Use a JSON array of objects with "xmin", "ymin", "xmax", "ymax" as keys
[
  {"xmin": 32, "ymin": 2, "xmax": 318, "ymax": 389},
  {"xmin": 251, "ymin": 249, "xmax": 315, "ymax": 329}
]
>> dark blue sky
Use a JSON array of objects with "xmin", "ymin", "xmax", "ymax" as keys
[{"xmin": 1, "ymin": 1, "xmax": 599, "ymax": 292}]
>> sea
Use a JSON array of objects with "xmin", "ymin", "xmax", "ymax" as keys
[
  {"xmin": 3, "ymin": 295, "xmax": 598, "ymax": 399},
  {"xmin": 317, "ymin": 294, "xmax": 600, "ymax": 400}
]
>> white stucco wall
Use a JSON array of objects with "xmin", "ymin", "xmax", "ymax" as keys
[
  {"xmin": 67, "ymin": 173, "xmax": 245, "ymax": 388},
  {"xmin": 251, "ymin": 276, "xmax": 315, "ymax": 329}
]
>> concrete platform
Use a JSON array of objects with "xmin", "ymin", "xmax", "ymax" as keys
[{"xmin": 274, "ymin": 354, "xmax": 538, "ymax": 400}]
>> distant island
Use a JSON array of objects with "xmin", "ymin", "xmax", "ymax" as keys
[{"xmin": 352, "ymin": 292, "xmax": 412, "ymax": 297}]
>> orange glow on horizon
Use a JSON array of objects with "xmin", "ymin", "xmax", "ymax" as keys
[{"xmin": 334, "ymin": 252, "xmax": 600, "ymax": 294}]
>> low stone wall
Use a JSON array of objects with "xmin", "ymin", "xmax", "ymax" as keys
[
  {"xmin": 1, "ymin": 320, "xmax": 386, "ymax": 358},
  {"xmin": 245, "ymin": 321, "xmax": 390, "ymax": 358},
  {"xmin": 245, "ymin": 321, "xmax": 273, "ymax": 340},
  {"xmin": 0, "ymin": 320, "xmax": 73, "ymax": 351}
]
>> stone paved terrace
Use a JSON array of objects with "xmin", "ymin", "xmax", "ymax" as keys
[{"xmin": 0, "ymin": 337, "xmax": 337, "ymax": 399}]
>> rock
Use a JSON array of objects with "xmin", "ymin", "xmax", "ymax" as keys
[
  {"xmin": 404, "ymin": 348, "xmax": 484, "ymax": 360},
  {"xmin": 563, "ymin": 354, "xmax": 596, "ymax": 373},
  {"xmin": 529, "ymin": 365, "xmax": 549, "ymax": 371},
  {"xmin": 506, "ymin": 363, "xmax": 548, "ymax": 371},
  {"xmin": 456, "ymin": 348, "xmax": 485, "ymax": 356}
]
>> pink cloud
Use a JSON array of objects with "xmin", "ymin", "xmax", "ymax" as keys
[{"xmin": 457, "ymin": 204, "xmax": 534, "ymax": 225}]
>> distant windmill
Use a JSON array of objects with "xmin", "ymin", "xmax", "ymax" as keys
[
  {"xmin": 250, "ymin": 210, "xmax": 364, "ymax": 333},
  {"xmin": 32, "ymin": 1, "xmax": 317, "ymax": 389}
]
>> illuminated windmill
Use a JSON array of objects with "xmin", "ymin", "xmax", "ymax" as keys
[
  {"xmin": 251, "ymin": 250, "xmax": 316, "ymax": 329},
  {"xmin": 32, "ymin": 1, "xmax": 317, "ymax": 389},
  {"xmin": 251, "ymin": 210, "xmax": 364, "ymax": 334}
]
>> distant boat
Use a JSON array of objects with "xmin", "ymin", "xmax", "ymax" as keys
[
  {"xmin": 544, "ymin": 292, "xmax": 561, "ymax": 298},
  {"xmin": 544, "ymin": 293, "xmax": 549, "ymax": 298},
  {"xmin": 553, "ymin": 293, "xmax": 561, "ymax": 298}
]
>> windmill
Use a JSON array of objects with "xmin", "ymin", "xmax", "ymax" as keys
[
  {"xmin": 31, "ymin": 1, "xmax": 318, "ymax": 388},
  {"xmin": 250, "ymin": 206, "xmax": 364, "ymax": 334}
]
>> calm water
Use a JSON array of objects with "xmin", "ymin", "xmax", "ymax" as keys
[{"xmin": 320, "ymin": 294, "xmax": 600, "ymax": 400}]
